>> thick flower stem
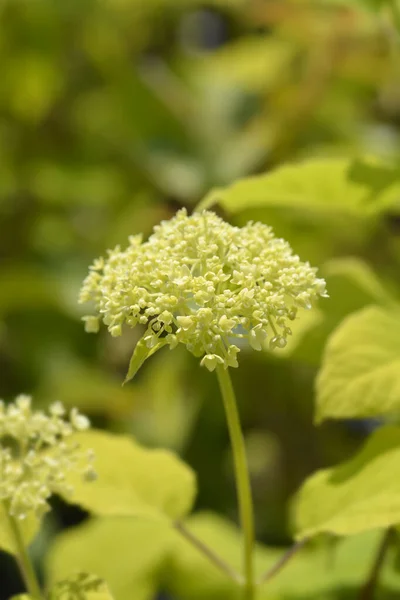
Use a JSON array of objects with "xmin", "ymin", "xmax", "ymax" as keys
[
  {"xmin": 4, "ymin": 504, "xmax": 43, "ymax": 600},
  {"xmin": 216, "ymin": 366, "xmax": 255, "ymax": 600}
]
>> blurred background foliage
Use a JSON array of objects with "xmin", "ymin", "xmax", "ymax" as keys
[{"xmin": 3, "ymin": 0, "xmax": 400, "ymax": 597}]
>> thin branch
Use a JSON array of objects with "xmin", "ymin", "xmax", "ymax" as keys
[
  {"xmin": 174, "ymin": 521, "xmax": 244, "ymax": 584},
  {"xmin": 358, "ymin": 528, "xmax": 393, "ymax": 600},
  {"xmin": 257, "ymin": 538, "xmax": 309, "ymax": 586}
]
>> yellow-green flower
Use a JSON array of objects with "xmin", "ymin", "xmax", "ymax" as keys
[
  {"xmin": 80, "ymin": 209, "xmax": 327, "ymax": 370},
  {"xmin": 0, "ymin": 395, "xmax": 95, "ymax": 520}
]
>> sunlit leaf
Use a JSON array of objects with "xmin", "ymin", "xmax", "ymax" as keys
[
  {"xmin": 46, "ymin": 518, "xmax": 173, "ymax": 600},
  {"xmin": 262, "ymin": 530, "xmax": 400, "ymax": 599},
  {"xmin": 212, "ymin": 158, "xmax": 400, "ymax": 217},
  {"xmin": 316, "ymin": 305, "xmax": 400, "ymax": 422},
  {"xmin": 292, "ymin": 426, "xmax": 400, "ymax": 538},
  {"xmin": 165, "ymin": 512, "xmax": 400, "ymax": 600},
  {"xmin": 165, "ymin": 512, "xmax": 277, "ymax": 600},
  {"xmin": 62, "ymin": 430, "xmax": 196, "ymax": 521}
]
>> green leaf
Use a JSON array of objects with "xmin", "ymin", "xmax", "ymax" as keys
[
  {"xmin": 292, "ymin": 425, "xmax": 400, "ymax": 538},
  {"xmin": 0, "ymin": 504, "xmax": 39, "ymax": 556},
  {"xmin": 213, "ymin": 158, "xmax": 400, "ymax": 217},
  {"xmin": 48, "ymin": 572, "xmax": 114, "ymax": 600},
  {"xmin": 62, "ymin": 430, "xmax": 196, "ymax": 521},
  {"xmin": 316, "ymin": 305, "xmax": 400, "ymax": 423},
  {"xmin": 123, "ymin": 337, "xmax": 169, "ymax": 384},
  {"xmin": 9, "ymin": 596, "xmax": 31, "ymax": 599},
  {"xmin": 164, "ymin": 512, "xmax": 279, "ymax": 600},
  {"xmin": 47, "ymin": 513, "xmax": 400, "ymax": 600},
  {"xmin": 46, "ymin": 517, "xmax": 173, "ymax": 600},
  {"xmin": 165, "ymin": 512, "xmax": 400, "ymax": 600}
]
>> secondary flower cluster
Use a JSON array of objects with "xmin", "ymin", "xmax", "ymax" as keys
[
  {"xmin": 80, "ymin": 209, "xmax": 327, "ymax": 370},
  {"xmin": 0, "ymin": 395, "xmax": 95, "ymax": 520}
]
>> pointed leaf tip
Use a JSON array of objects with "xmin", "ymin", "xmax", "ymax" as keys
[{"xmin": 123, "ymin": 337, "xmax": 169, "ymax": 385}]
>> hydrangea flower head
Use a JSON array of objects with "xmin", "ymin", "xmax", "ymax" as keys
[
  {"xmin": 0, "ymin": 395, "xmax": 95, "ymax": 520},
  {"xmin": 80, "ymin": 209, "xmax": 327, "ymax": 370}
]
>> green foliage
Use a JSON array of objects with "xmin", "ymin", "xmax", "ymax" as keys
[
  {"xmin": 211, "ymin": 158, "xmax": 400, "ymax": 217},
  {"xmin": 46, "ymin": 518, "xmax": 173, "ymax": 600},
  {"xmin": 316, "ymin": 305, "xmax": 400, "ymax": 422},
  {"xmin": 293, "ymin": 426, "xmax": 400, "ymax": 538},
  {"xmin": 5, "ymin": 0, "xmax": 400, "ymax": 598},
  {"xmin": 164, "ymin": 513, "xmax": 277, "ymax": 600},
  {"xmin": 165, "ymin": 513, "xmax": 400, "ymax": 599},
  {"xmin": 62, "ymin": 430, "xmax": 196, "ymax": 521}
]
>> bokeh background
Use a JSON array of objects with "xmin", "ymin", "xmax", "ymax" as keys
[{"xmin": 2, "ymin": 0, "xmax": 400, "ymax": 597}]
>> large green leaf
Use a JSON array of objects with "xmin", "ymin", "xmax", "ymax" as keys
[
  {"xmin": 164, "ymin": 512, "xmax": 278, "ymax": 600},
  {"xmin": 0, "ymin": 503, "xmax": 39, "ymax": 556},
  {"xmin": 62, "ymin": 430, "xmax": 196, "ymax": 521},
  {"xmin": 205, "ymin": 158, "xmax": 400, "ymax": 217},
  {"xmin": 292, "ymin": 425, "xmax": 400, "ymax": 538},
  {"xmin": 165, "ymin": 512, "xmax": 400, "ymax": 600},
  {"xmin": 315, "ymin": 305, "xmax": 400, "ymax": 422},
  {"xmin": 46, "ymin": 518, "xmax": 173, "ymax": 600},
  {"xmin": 48, "ymin": 572, "xmax": 114, "ymax": 600}
]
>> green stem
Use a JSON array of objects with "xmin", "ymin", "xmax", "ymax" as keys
[
  {"xmin": 3, "ymin": 503, "xmax": 43, "ymax": 600},
  {"xmin": 216, "ymin": 366, "xmax": 255, "ymax": 600}
]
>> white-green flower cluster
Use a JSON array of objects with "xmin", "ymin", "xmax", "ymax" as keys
[
  {"xmin": 0, "ymin": 395, "xmax": 95, "ymax": 520},
  {"xmin": 80, "ymin": 209, "xmax": 327, "ymax": 370}
]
